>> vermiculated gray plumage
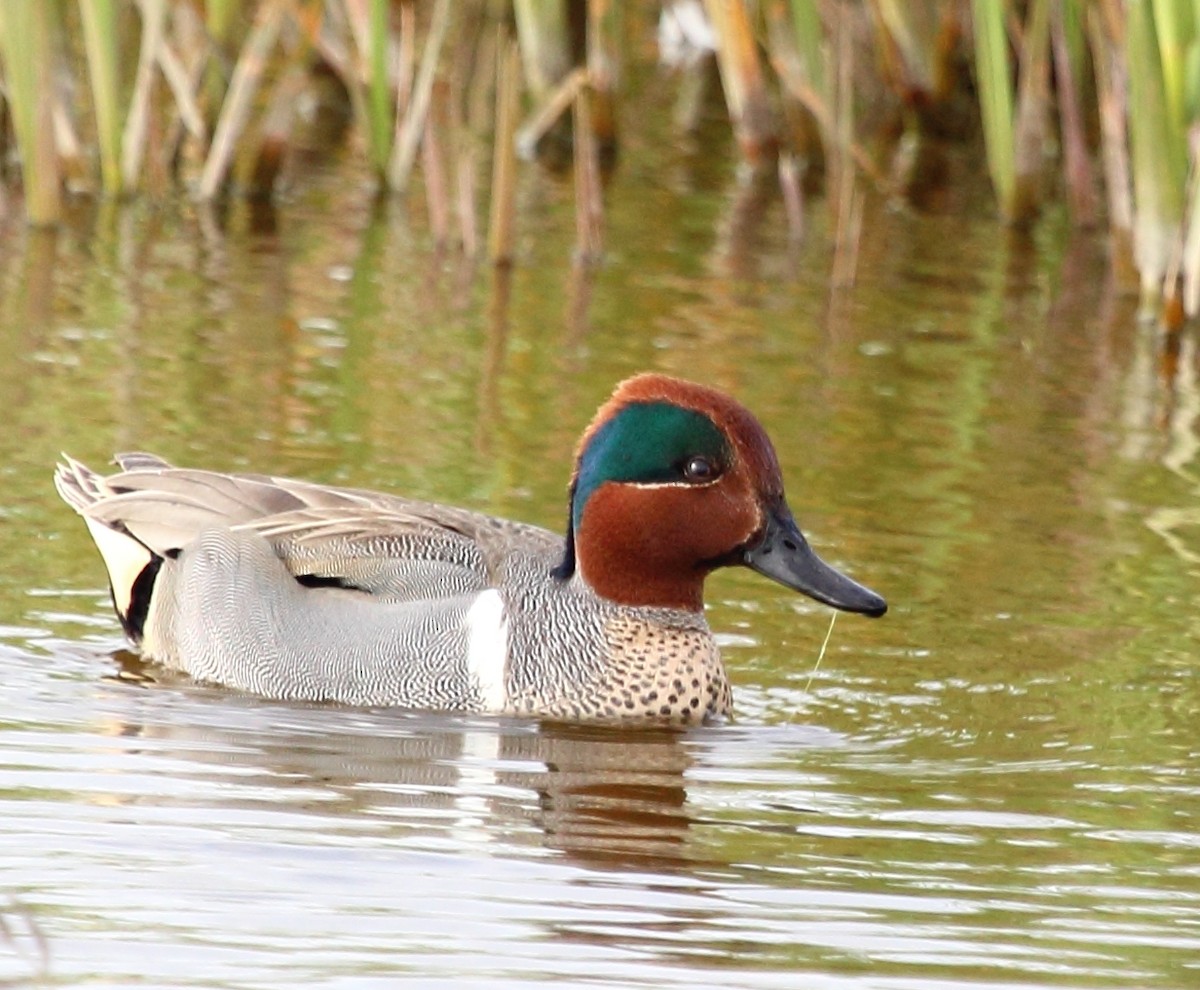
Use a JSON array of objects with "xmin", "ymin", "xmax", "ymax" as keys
[{"xmin": 55, "ymin": 453, "xmax": 730, "ymax": 721}]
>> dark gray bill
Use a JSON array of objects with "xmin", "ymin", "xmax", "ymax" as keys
[{"xmin": 743, "ymin": 500, "xmax": 887, "ymax": 616}]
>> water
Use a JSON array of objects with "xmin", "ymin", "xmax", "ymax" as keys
[{"xmin": 1, "ymin": 122, "xmax": 1199, "ymax": 986}]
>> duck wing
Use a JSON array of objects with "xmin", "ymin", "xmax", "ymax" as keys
[{"xmin": 57, "ymin": 452, "xmax": 563, "ymax": 604}]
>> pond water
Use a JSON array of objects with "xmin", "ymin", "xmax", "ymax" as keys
[{"xmin": 2, "ymin": 86, "xmax": 1199, "ymax": 988}]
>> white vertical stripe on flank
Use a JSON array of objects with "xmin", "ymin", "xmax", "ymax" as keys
[{"xmin": 465, "ymin": 589, "xmax": 509, "ymax": 711}]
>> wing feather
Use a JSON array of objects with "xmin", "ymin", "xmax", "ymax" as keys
[{"xmin": 60, "ymin": 454, "xmax": 563, "ymax": 605}]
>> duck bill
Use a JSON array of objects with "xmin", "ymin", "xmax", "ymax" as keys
[{"xmin": 743, "ymin": 501, "xmax": 887, "ymax": 617}]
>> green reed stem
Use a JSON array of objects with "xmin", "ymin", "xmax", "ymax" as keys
[
  {"xmin": 0, "ymin": 0, "xmax": 62, "ymax": 224},
  {"xmin": 206, "ymin": 0, "xmax": 237, "ymax": 47},
  {"xmin": 79, "ymin": 0, "xmax": 123, "ymax": 196},
  {"xmin": 1128, "ymin": 0, "xmax": 1187, "ymax": 306},
  {"xmin": 1053, "ymin": 0, "xmax": 1098, "ymax": 226},
  {"xmin": 365, "ymin": 0, "xmax": 392, "ymax": 177},
  {"xmin": 203, "ymin": 0, "xmax": 237, "ymax": 119},
  {"xmin": 788, "ymin": 0, "xmax": 826, "ymax": 97},
  {"xmin": 1151, "ymin": 0, "xmax": 1194, "ymax": 132},
  {"xmin": 512, "ymin": 0, "xmax": 571, "ymax": 99},
  {"xmin": 971, "ymin": 0, "xmax": 1015, "ymax": 219}
]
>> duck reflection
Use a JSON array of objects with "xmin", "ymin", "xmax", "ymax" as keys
[{"xmin": 101, "ymin": 651, "xmax": 697, "ymax": 869}]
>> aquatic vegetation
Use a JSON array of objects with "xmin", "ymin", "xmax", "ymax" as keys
[{"xmin": 1, "ymin": 1, "xmax": 1199, "ymax": 325}]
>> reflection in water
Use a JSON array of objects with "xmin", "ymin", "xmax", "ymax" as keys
[
  {"xmin": 106, "ymin": 651, "xmax": 696, "ymax": 871},
  {"xmin": 513, "ymin": 723, "xmax": 692, "ymax": 867},
  {"xmin": 0, "ymin": 898, "xmax": 49, "ymax": 987}
]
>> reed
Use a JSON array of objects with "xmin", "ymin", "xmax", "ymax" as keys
[
  {"xmin": 488, "ymin": 36, "xmax": 521, "ymax": 266},
  {"xmin": 122, "ymin": 0, "xmax": 168, "ymax": 194},
  {"xmin": 4, "ymin": 0, "xmax": 1200, "ymax": 325},
  {"xmin": 388, "ymin": 0, "xmax": 452, "ymax": 190},
  {"xmin": 871, "ymin": 0, "xmax": 942, "ymax": 102},
  {"xmin": 365, "ymin": 0, "xmax": 393, "ymax": 177},
  {"xmin": 971, "ymin": 0, "xmax": 1016, "ymax": 219},
  {"xmin": 79, "ymin": 0, "xmax": 123, "ymax": 195},
  {"xmin": 198, "ymin": 0, "xmax": 288, "ymax": 199},
  {"xmin": 1052, "ymin": 0, "xmax": 1097, "ymax": 226},
  {"xmin": 830, "ymin": 9, "xmax": 861, "ymax": 288},
  {"xmin": 586, "ymin": 0, "xmax": 621, "ymax": 152},
  {"xmin": 1010, "ymin": 0, "xmax": 1051, "ymax": 224},
  {"xmin": 0, "ymin": 0, "xmax": 62, "ymax": 225},
  {"xmin": 765, "ymin": 0, "xmax": 826, "ymax": 190},
  {"xmin": 206, "ymin": 0, "xmax": 239, "ymax": 47},
  {"xmin": 512, "ymin": 0, "xmax": 571, "ymax": 100},
  {"xmin": 704, "ymin": 0, "xmax": 776, "ymax": 165},
  {"xmin": 1087, "ymin": 5, "xmax": 1134, "ymax": 262},
  {"xmin": 203, "ymin": 0, "xmax": 238, "ymax": 126},
  {"xmin": 1126, "ymin": 0, "xmax": 1186, "ymax": 311},
  {"xmin": 572, "ymin": 83, "xmax": 604, "ymax": 263}
]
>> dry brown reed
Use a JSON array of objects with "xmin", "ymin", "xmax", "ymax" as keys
[{"xmin": 0, "ymin": 1, "xmax": 1199, "ymax": 325}]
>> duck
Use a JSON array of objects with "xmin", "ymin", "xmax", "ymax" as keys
[{"xmin": 54, "ymin": 373, "xmax": 886, "ymax": 722}]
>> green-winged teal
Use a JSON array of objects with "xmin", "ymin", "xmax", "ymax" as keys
[{"xmin": 55, "ymin": 373, "xmax": 886, "ymax": 722}]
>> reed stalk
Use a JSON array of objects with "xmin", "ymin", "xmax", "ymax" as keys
[
  {"xmin": 572, "ymin": 84, "xmax": 604, "ymax": 264},
  {"xmin": 586, "ymin": 0, "xmax": 621, "ymax": 153},
  {"xmin": 871, "ymin": 0, "xmax": 940, "ymax": 97},
  {"xmin": 768, "ymin": 2, "xmax": 889, "ymax": 195},
  {"xmin": 1086, "ymin": 6, "xmax": 1133, "ymax": 239},
  {"xmin": 157, "ymin": 33, "xmax": 207, "ymax": 142},
  {"xmin": 159, "ymin": 5, "xmax": 211, "ymax": 175},
  {"xmin": 0, "ymin": 1, "xmax": 62, "ymax": 225},
  {"xmin": 1052, "ymin": 0, "xmax": 1097, "ymax": 226},
  {"xmin": 488, "ymin": 36, "xmax": 521, "ymax": 266},
  {"xmin": 342, "ymin": 0, "xmax": 393, "ymax": 177},
  {"xmin": 206, "ymin": 0, "xmax": 238, "ymax": 49},
  {"xmin": 366, "ymin": 0, "xmax": 393, "ymax": 177},
  {"xmin": 203, "ymin": 0, "xmax": 238, "ymax": 122},
  {"xmin": 79, "ymin": 0, "xmax": 123, "ymax": 196},
  {"xmin": 830, "ymin": 10, "xmax": 860, "ymax": 288},
  {"xmin": 515, "ymin": 67, "xmax": 586, "ymax": 160},
  {"xmin": 250, "ymin": 64, "xmax": 307, "ymax": 197},
  {"xmin": 704, "ymin": 0, "xmax": 776, "ymax": 164},
  {"xmin": 1181, "ymin": 153, "xmax": 1200, "ymax": 316},
  {"xmin": 1150, "ymin": 0, "xmax": 1193, "ymax": 133},
  {"xmin": 457, "ymin": 26, "xmax": 498, "ymax": 257},
  {"xmin": 1126, "ymin": 0, "xmax": 1186, "ymax": 309},
  {"xmin": 388, "ymin": 0, "xmax": 452, "ymax": 190},
  {"xmin": 777, "ymin": 151, "xmax": 804, "ymax": 242},
  {"xmin": 971, "ymin": 0, "xmax": 1016, "ymax": 219},
  {"xmin": 123, "ymin": 0, "xmax": 168, "ymax": 193},
  {"xmin": 1010, "ymin": 0, "xmax": 1051, "ymax": 223},
  {"xmin": 764, "ymin": 0, "xmax": 826, "ymax": 184},
  {"xmin": 512, "ymin": 0, "xmax": 571, "ymax": 100},
  {"xmin": 396, "ymin": 0, "xmax": 416, "ymax": 116},
  {"xmin": 788, "ymin": 0, "xmax": 826, "ymax": 97},
  {"xmin": 198, "ymin": 0, "xmax": 288, "ymax": 199}
]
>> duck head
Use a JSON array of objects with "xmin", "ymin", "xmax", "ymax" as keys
[{"xmin": 556, "ymin": 373, "xmax": 887, "ymax": 617}]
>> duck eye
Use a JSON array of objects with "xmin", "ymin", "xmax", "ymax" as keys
[{"xmin": 682, "ymin": 455, "xmax": 719, "ymax": 482}]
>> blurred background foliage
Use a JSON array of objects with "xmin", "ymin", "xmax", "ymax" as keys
[{"xmin": 1, "ymin": 1, "xmax": 1200, "ymax": 328}]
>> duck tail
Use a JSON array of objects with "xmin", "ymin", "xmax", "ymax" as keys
[{"xmin": 54, "ymin": 455, "xmax": 164, "ymax": 644}]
